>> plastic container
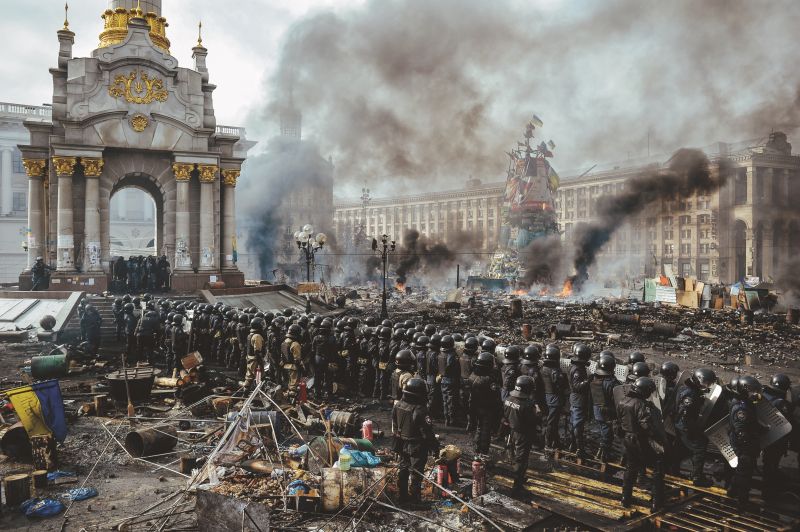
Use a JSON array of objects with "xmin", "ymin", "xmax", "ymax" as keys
[
  {"xmin": 361, "ymin": 420, "xmax": 373, "ymax": 441},
  {"xmin": 338, "ymin": 445, "xmax": 352, "ymax": 471},
  {"xmin": 31, "ymin": 354, "xmax": 69, "ymax": 380}
]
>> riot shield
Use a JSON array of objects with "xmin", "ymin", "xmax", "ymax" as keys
[
  {"xmin": 614, "ymin": 364, "xmax": 629, "ymax": 382},
  {"xmin": 588, "ymin": 360, "xmax": 597, "ymax": 374},
  {"xmin": 648, "ymin": 403, "xmax": 668, "ymax": 455},
  {"xmin": 649, "ymin": 385, "xmax": 662, "ymax": 412},
  {"xmin": 560, "ymin": 357, "xmax": 571, "ymax": 372},
  {"xmin": 705, "ymin": 398, "xmax": 792, "ymax": 467},
  {"xmin": 454, "ymin": 341, "xmax": 465, "ymax": 357},
  {"xmin": 655, "ymin": 376, "xmax": 667, "ymax": 401},
  {"xmin": 697, "ymin": 384, "xmax": 722, "ymax": 428}
]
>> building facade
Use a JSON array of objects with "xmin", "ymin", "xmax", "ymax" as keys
[
  {"xmin": 333, "ymin": 134, "xmax": 800, "ymax": 284},
  {"xmin": 16, "ymin": 0, "xmax": 254, "ymax": 291}
]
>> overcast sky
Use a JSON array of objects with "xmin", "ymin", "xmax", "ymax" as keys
[{"xmin": 2, "ymin": 0, "xmax": 800, "ymax": 198}]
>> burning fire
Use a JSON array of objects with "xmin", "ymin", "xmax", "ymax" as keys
[
  {"xmin": 539, "ymin": 287, "xmax": 549, "ymax": 296},
  {"xmin": 512, "ymin": 289, "xmax": 528, "ymax": 296},
  {"xmin": 557, "ymin": 278, "xmax": 573, "ymax": 297},
  {"xmin": 395, "ymin": 282, "xmax": 406, "ymax": 292}
]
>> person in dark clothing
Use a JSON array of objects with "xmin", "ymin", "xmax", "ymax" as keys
[
  {"xmin": 618, "ymin": 377, "xmax": 666, "ymax": 511},
  {"xmin": 568, "ymin": 343, "xmax": 592, "ymax": 458},
  {"xmin": 81, "ymin": 304, "xmax": 103, "ymax": 354},
  {"xmin": 438, "ymin": 335, "xmax": 461, "ymax": 426},
  {"xmin": 469, "ymin": 352, "xmax": 502, "ymax": 455},
  {"xmin": 426, "ymin": 334, "xmax": 443, "ymax": 420},
  {"xmin": 460, "ymin": 336, "xmax": 479, "ymax": 432},
  {"xmin": 170, "ymin": 315, "xmax": 189, "ymax": 375},
  {"xmin": 392, "ymin": 377, "xmax": 440, "ymax": 504},
  {"xmin": 312, "ymin": 320, "xmax": 336, "ymax": 400},
  {"xmin": 500, "ymin": 346, "xmax": 522, "ymax": 402},
  {"xmin": 123, "ymin": 302, "xmax": 139, "ymax": 364},
  {"xmin": 540, "ymin": 343, "xmax": 567, "ymax": 450},
  {"xmin": 31, "ymin": 257, "xmax": 55, "ymax": 291},
  {"xmin": 674, "ymin": 368, "xmax": 717, "ymax": 487},
  {"xmin": 761, "ymin": 374, "xmax": 794, "ymax": 499},
  {"xmin": 357, "ymin": 326, "xmax": 377, "ymax": 397},
  {"xmin": 591, "ymin": 351, "xmax": 621, "ymax": 462},
  {"xmin": 373, "ymin": 326, "xmax": 392, "ymax": 400},
  {"xmin": 391, "ymin": 349, "xmax": 415, "ymax": 403},
  {"xmin": 503, "ymin": 375, "xmax": 540, "ymax": 495},
  {"xmin": 135, "ymin": 307, "xmax": 161, "ymax": 365},
  {"xmin": 727, "ymin": 376, "xmax": 767, "ymax": 506}
]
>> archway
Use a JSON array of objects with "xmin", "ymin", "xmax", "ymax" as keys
[
  {"xmin": 107, "ymin": 173, "xmax": 165, "ymax": 263},
  {"xmin": 732, "ymin": 219, "xmax": 747, "ymax": 281}
]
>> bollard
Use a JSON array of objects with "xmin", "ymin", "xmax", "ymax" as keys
[{"xmin": 94, "ymin": 395, "xmax": 108, "ymax": 417}]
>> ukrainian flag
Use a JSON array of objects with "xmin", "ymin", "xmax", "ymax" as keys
[
  {"xmin": 548, "ymin": 166, "xmax": 560, "ymax": 191},
  {"xmin": 232, "ymin": 235, "xmax": 238, "ymax": 264},
  {"xmin": 6, "ymin": 380, "xmax": 68, "ymax": 442}
]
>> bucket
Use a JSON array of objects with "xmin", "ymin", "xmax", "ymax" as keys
[
  {"xmin": 31, "ymin": 354, "xmax": 70, "ymax": 380},
  {"xmin": 124, "ymin": 426, "xmax": 178, "ymax": 458}
]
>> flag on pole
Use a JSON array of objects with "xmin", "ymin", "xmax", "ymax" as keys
[
  {"xmin": 232, "ymin": 235, "xmax": 238, "ymax": 264},
  {"xmin": 6, "ymin": 380, "xmax": 68, "ymax": 442},
  {"xmin": 531, "ymin": 114, "xmax": 544, "ymax": 127}
]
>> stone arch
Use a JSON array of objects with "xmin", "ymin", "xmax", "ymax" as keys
[
  {"xmin": 732, "ymin": 219, "xmax": 748, "ymax": 281},
  {"xmin": 109, "ymin": 176, "xmax": 163, "ymax": 256}
]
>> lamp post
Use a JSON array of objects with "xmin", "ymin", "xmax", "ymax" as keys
[
  {"xmin": 374, "ymin": 234, "xmax": 396, "ymax": 318},
  {"xmin": 295, "ymin": 224, "xmax": 327, "ymax": 313}
]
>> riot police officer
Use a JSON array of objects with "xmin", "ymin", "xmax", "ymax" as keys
[
  {"xmin": 627, "ymin": 351, "xmax": 646, "ymax": 375},
  {"xmin": 627, "ymin": 361, "xmax": 651, "ymax": 383},
  {"xmin": 618, "ymin": 377, "xmax": 666, "ymax": 511},
  {"xmin": 438, "ymin": 335, "xmax": 460, "ymax": 426},
  {"xmin": 81, "ymin": 304, "xmax": 103, "ymax": 354},
  {"xmin": 590, "ymin": 351, "xmax": 620, "ymax": 462},
  {"xmin": 460, "ymin": 337, "xmax": 479, "ymax": 431},
  {"xmin": 500, "ymin": 346, "xmax": 522, "ymax": 402},
  {"xmin": 375, "ymin": 326, "xmax": 393, "ymax": 400},
  {"xmin": 170, "ymin": 315, "xmax": 189, "ymax": 376},
  {"xmin": 112, "ymin": 298, "xmax": 124, "ymax": 341},
  {"xmin": 727, "ymin": 376, "xmax": 766, "ymax": 505},
  {"xmin": 541, "ymin": 343, "xmax": 567, "ymax": 450},
  {"xmin": 569, "ymin": 343, "xmax": 592, "ymax": 457},
  {"xmin": 135, "ymin": 306, "xmax": 161, "ymax": 365},
  {"xmin": 356, "ymin": 327, "xmax": 376, "ymax": 397},
  {"xmin": 312, "ymin": 319, "xmax": 337, "ymax": 400},
  {"xmin": 469, "ymin": 352, "xmax": 501, "ymax": 456},
  {"xmin": 413, "ymin": 335, "xmax": 429, "ymax": 381},
  {"xmin": 392, "ymin": 377, "xmax": 439, "ymax": 505},
  {"xmin": 674, "ymin": 368, "xmax": 716, "ymax": 487},
  {"xmin": 281, "ymin": 324, "xmax": 304, "ymax": 389},
  {"xmin": 762, "ymin": 373, "xmax": 793, "ymax": 499},
  {"xmin": 426, "ymin": 334, "xmax": 443, "ymax": 419},
  {"xmin": 243, "ymin": 317, "xmax": 266, "ymax": 389},
  {"xmin": 391, "ymin": 350, "xmax": 415, "ymax": 403},
  {"xmin": 504, "ymin": 375, "xmax": 539, "ymax": 496}
]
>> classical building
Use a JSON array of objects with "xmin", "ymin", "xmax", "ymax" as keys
[
  {"xmin": 16, "ymin": 0, "xmax": 254, "ymax": 291},
  {"xmin": 333, "ymin": 134, "xmax": 800, "ymax": 284}
]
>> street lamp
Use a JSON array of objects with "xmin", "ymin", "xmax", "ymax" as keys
[
  {"xmin": 373, "ymin": 234, "xmax": 396, "ymax": 318},
  {"xmin": 295, "ymin": 225, "xmax": 327, "ymax": 313}
]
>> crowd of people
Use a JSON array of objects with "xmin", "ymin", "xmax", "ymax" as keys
[
  {"xmin": 103, "ymin": 298, "xmax": 797, "ymax": 510},
  {"xmin": 111, "ymin": 255, "xmax": 171, "ymax": 293}
]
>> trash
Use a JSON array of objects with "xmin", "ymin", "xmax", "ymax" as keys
[
  {"xmin": 349, "ymin": 450, "xmax": 382, "ymax": 468},
  {"xmin": 20, "ymin": 497, "xmax": 66, "ymax": 517},
  {"xmin": 64, "ymin": 487, "xmax": 99, "ymax": 501},
  {"xmin": 47, "ymin": 470, "xmax": 77, "ymax": 484},
  {"xmin": 287, "ymin": 479, "xmax": 311, "ymax": 495}
]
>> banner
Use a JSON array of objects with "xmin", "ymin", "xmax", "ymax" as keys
[{"xmin": 6, "ymin": 379, "xmax": 68, "ymax": 442}]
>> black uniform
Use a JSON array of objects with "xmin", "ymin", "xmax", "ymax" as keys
[
  {"xmin": 357, "ymin": 334, "xmax": 376, "ymax": 397},
  {"xmin": 459, "ymin": 352, "xmax": 474, "ymax": 430},
  {"xmin": 469, "ymin": 373, "xmax": 500, "ymax": 454},
  {"xmin": 540, "ymin": 361, "xmax": 567, "ymax": 449},
  {"xmin": 503, "ymin": 390, "xmax": 539, "ymax": 492},
  {"xmin": 171, "ymin": 324, "xmax": 189, "ymax": 373},
  {"xmin": 426, "ymin": 348, "xmax": 442, "ymax": 418},
  {"xmin": 618, "ymin": 389, "xmax": 666, "ymax": 509},
  {"xmin": 501, "ymin": 362, "xmax": 521, "ymax": 402},
  {"xmin": 392, "ymin": 398, "xmax": 439, "ymax": 502},
  {"xmin": 439, "ymin": 347, "xmax": 460, "ymax": 425},
  {"xmin": 568, "ymin": 361, "xmax": 591, "ymax": 454},
  {"xmin": 590, "ymin": 374, "xmax": 620, "ymax": 459},
  {"xmin": 674, "ymin": 384, "xmax": 708, "ymax": 481},
  {"xmin": 761, "ymin": 389, "xmax": 793, "ymax": 498},
  {"xmin": 375, "ymin": 338, "xmax": 392, "ymax": 400},
  {"xmin": 135, "ymin": 310, "xmax": 160, "ymax": 365},
  {"xmin": 727, "ymin": 398, "xmax": 764, "ymax": 505},
  {"xmin": 124, "ymin": 311, "xmax": 140, "ymax": 363},
  {"xmin": 81, "ymin": 308, "xmax": 103, "ymax": 354}
]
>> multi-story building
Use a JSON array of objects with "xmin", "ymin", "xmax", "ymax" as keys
[{"xmin": 333, "ymin": 133, "xmax": 800, "ymax": 284}]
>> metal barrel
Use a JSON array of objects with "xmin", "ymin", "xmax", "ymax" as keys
[
  {"xmin": 650, "ymin": 323, "xmax": 678, "ymax": 337},
  {"xmin": 551, "ymin": 322, "xmax": 575, "ymax": 339},
  {"xmin": 329, "ymin": 411, "xmax": 360, "ymax": 436},
  {"xmin": 124, "ymin": 426, "xmax": 177, "ymax": 458},
  {"xmin": 510, "ymin": 299, "xmax": 523, "ymax": 318},
  {"xmin": 31, "ymin": 354, "xmax": 70, "ymax": 379}
]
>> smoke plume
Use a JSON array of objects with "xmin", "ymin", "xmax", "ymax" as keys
[
  {"xmin": 263, "ymin": 0, "xmax": 800, "ymax": 191},
  {"xmin": 393, "ymin": 229, "xmax": 481, "ymax": 286},
  {"xmin": 520, "ymin": 235, "xmax": 567, "ymax": 287},
  {"xmin": 570, "ymin": 149, "xmax": 730, "ymax": 288}
]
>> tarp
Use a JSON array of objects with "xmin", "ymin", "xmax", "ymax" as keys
[{"xmin": 6, "ymin": 380, "xmax": 68, "ymax": 442}]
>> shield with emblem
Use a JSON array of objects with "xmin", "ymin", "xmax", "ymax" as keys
[
  {"xmin": 614, "ymin": 364, "xmax": 629, "ymax": 382},
  {"xmin": 560, "ymin": 357, "xmax": 571, "ymax": 372}
]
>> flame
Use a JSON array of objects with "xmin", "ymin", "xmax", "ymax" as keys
[
  {"xmin": 395, "ymin": 282, "xmax": 406, "ymax": 292},
  {"xmin": 512, "ymin": 289, "xmax": 527, "ymax": 296},
  {"xmin": 557, "ymin": 278, "xmax": 573, "ymax": 297},
  {"xmin": 539, "ymin": 287, "xmax": 549, "ymax": 296}
]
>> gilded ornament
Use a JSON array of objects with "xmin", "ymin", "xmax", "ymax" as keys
[
  {"xmin": 130, "ymin": 114, "xmax": 149, "ymax": 132},
  {"xmin": 198, "ymin": 165, "xmax": 218, "ymax": 183},
  {"xmin": 81, "ymin": 158, "xmax": 105, "ymax": 177},
  {"xmin": 109, "ymin": 70, "xmax": 168, "ymax": 104},
  {"xmin": 172, "ymin": 163, "xmax": 193, "ymax": 182},
  {"xmin": 222, "ymin": 169, "xmax": 240, "ymax": 187},
  {"xmin": 98, "ymin": 7, "xmax": 170, "ymax": 52},
  {"xmin": 22, "ymin": 159, "xmax": 47, "ymax": 177},
  {"xmin": 51, "ymin": 156, "xmax": 77, "ymax": 176}
]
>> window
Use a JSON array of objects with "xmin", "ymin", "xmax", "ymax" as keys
[
  {"xmin": 681, "ymin": 262, "xmax": 692, "ymax": 277},
  {"xmin": 663, "ymin": 244, "xmax": 674, "ymax": 255},
  {"xmin": 679, "ymin": 215, "xmax": 691, "ymax": 225},
  {"xmin": 662, "ymin": 216, "xmax": 673, "ymax": 226},
  {"xmin": 700, "ymin": 262, "xmax": 710, "ymax": 278},
  {"xmin": 680, "ymin": 243, "xmax": 691, "ymax": 255},
  {"xmin": 698, "ymin": 214, "xmax": 710, "ymax": 224},
  {"xmin": 12, "ymin": 149, "xmax": 24, "ymax": 174},
  {"xmin": 13, "ymin": 192, "xmax": 25, "ymax": 212},
  {"xmin": 681, "ymin": 229, "xmax": 691, "ymax": 239},
  {"xmin": 699, "ymin": 229, "xmax": 710, "ymax": 239},
  {"xmin": 700, "ymin": 243, "xmax": 710, "ymax": 254},
  {"xmin": 662, "ymin": 230, "xmax": 673, "ymax": 240}
]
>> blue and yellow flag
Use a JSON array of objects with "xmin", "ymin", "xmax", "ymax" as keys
[
  {"xmin": 6, "ymin": 380, "xmax": 68, "ymax": 442},
  {"xmin": 232, "ymin": 235, "xmax": 238, "ymax": 264},
  {"xmin": 548, "ymin": 166, "xmax": 560, "ymax": 191}
]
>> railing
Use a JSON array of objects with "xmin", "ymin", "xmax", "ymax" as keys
[
  {"xmin": 0, "ymin": 102, "xmax": 52, "ymax": 118},
  {"xmin": 215, "ymin": 125, "xmax": 245, "ymax": 137}
]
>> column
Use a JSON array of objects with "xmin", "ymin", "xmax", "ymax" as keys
[
  {"xmin": 482, "ymin": 198, "xmax": 489, "ymax": 249},
  {"xmin": 198, "ymin": 164, "xmax": 218, "ymax": 270},
  {"xmin": 52, "ymin": 156, "xmax": 77, "ymax": 270},
  {"xmin": 761, "ymin": 227, "xmax": 773, "ymax": 281},
  {"xmin": 1, "ymin": 148, "xmax": 12, "ymax": 215},
  {"xmin": 221, "ymin": 169, "xmax": 240, "ymax": 270},
  {"xmin": 22, "ymin": 159, "xmax": 47, "ymax": 268},
  {"xmin": 745, "ymin": 227, "xmax": 754, "ymax": 277},
  {"xmin": 433, "ymin": 202, "xmax": 440, "ymax": 236},
  {"xmin": 82, "ymin": 158, "xmax": 104, "ymax": 272},
  {"xmin": 172, "ymin": 163, "xmax": 193, "ymax": 270}
]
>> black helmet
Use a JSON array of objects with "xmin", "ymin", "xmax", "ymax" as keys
[
  {"xmin": 299, "ymin": 315, "xmax": 309, "ymax": 327},
  {"xmin": 481, "ymin": 338, "xmax": 496, "ymax": 354},
  {"xmin": 452, "ymin": 333, "xmax": 463, "ymax": 342},
  {"xmin": 502, "ymin": 345, "xmax": 521, "ymax": 364},
  {"xmin": 632, "ymin": 377, "xmax": 656, "ymax": 398},
  {"xmin": 287, "ymin": 324, "xmax": 302, "ymax": 340},
  {"xmin": 143, "ymin": 293, "xmax": 152, "ymax": 301},
  {"xmin": 313, "ymin": 316, "xmax": 324, "ymax": 327},
  {"xmin": 392, "ymin": 328, "xmax": 405, "ymax": 339},
  {"xmin": 440, "ymin": 335, "xmax": 455, "ymax": 350},
  {"xmin": 405, "ymin": 328, "xmax": 415, "ymax": 342},
  {"xmin": 132, "ymin": 297, "xmax": 141, "ymax": 306},
  {"xmin": 522, "ymin": 344, "xmax": 541, "ymax": 363},
  {"xmin": 423, "ymin": 324, "xmax": 436, "ymax": 336},
  {"xmin": 273, "ymin": 316, "xmax": 286, "ymax": 328},
  {"xmin": 404, "ymin": 320, "xmax": 415, "ymax": 329},
  {"xmin": 464, "ymin": 337, "xmax": 480, "ymax": 354},
  {"xmin": 735, "ymin": 375, "xmax": 763, "ymax": 401},
  {"xmin": 690, "ymin": 368, "xmax": 716, "ymax": 392},
  {"xmin": 283, "ymin": 308, "xmax": 293, "ymax": 317},
  {"xmin": 474, "ymin": 352, "xmax": 494, "ymax": 373},
  {"xmin": 768, "ymin": 373, "xmax": 791, "ymax": 393},
  {"xmin": 225, "ymin": 310, "xmax": 237, "ymax": 320},
  {"xmin": 628, "ymin": 351, "xmax": 646, "ymax": 365},
  {"xmin": 395, "ymin": 349, "xmax": 414, "ymax": 371},
  {"xmin": 113, "ymin": 297, "xmax": 123, "ymax": 306},
  {"xmin": 173, "ymin": 314, "xmax": 184, "ymax": 326},
  {"xmin": 167, "ymin": 312, "xmax": 176, "ymax": 323},
  {"xmin": 415, "ymin": 335, "xmax": 429, "ymax": 348},
  {"xmin": 251, "ymin": 317, "xmax": 265, "ymax": 331},
  {"xmin": 366, "ymin": 317, "xmax": 378, "ymax": 327},
  {"xmin": 124, "ymin": 303, "xmax": 135, "ymax": 313},
  {"xmin": 402, "ymin": 377, "xmax": 427, "ymax": 404},
  {"xmin": 631, "ymin": 361, "xmax": 651, "ymax": 379},
  {"xmin": 595, "ymin": 352, "xmax": 616, "ymax": 376},
  {"xmin": 573, "ymin": 343, "xmax": 592, "ymax": 362},
  {"xmin": 379, "ymin": 326, "xmax": 391, "ymax": 340},
  {"xmin": 382, "ymin": 319, "xmax": 393, "ymax": 328},
  {"xmin": 513, "ymin": 375, "xmax": 534, "ymax": 397},
  {"xmin": 264, "ymin": 311, "xmax": 275, "ymax": 323},
  {"xmin": 414, "ymin": 324, "xmax": 424, "ymax": 333},
  {"xmin": 347, "ymin": 317, "xmax": 358, "ymax": 328},
  {"xmin": 544, "ymin": 343, "xmax": 560, "ymax": 361},
  {"xmin": 364, "ymin": 327, "xmax": 374, "ymax": 338},
  {"xmin": 429, "ymin": 334, "xmax": 442, "ymax": 349},
  {"xmin": 122, "ymin": 294, "xmax": 132, "ymax": 303},
  {"xmin": 660, "ymin": 361, "xmax": 679, "ymax": 380},
  {"xmin": 239, "ymin": 314, "xmax": 250, "ymax": 325}
]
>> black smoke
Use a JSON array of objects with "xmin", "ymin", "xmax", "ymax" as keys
[
  {"xmin": 520, "ymin": 235, "xmax": 567, "ymax": 287},
  {"xmin": 569, "ymin": 149, "xmax": 730, "ymax": 289},
  {"xmin": 392, "ymin": 229, "xmax": 481, "ymax": 286}
]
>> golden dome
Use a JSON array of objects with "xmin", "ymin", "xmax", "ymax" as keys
[{"xmin": 98, "ymin": 7, "xmax": 170, "ymax": 53}]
